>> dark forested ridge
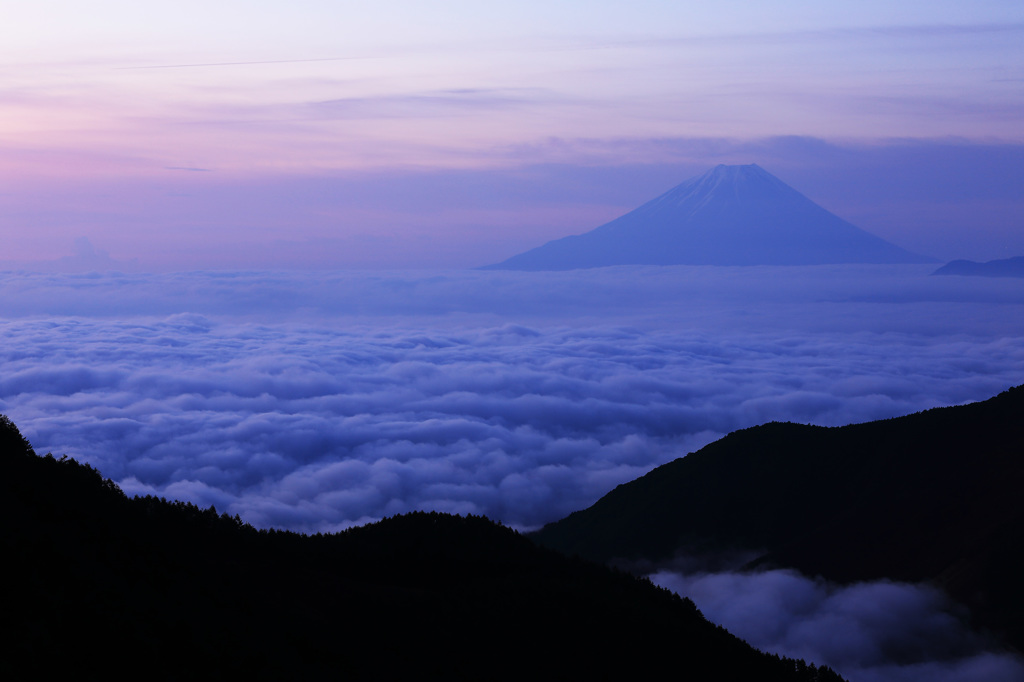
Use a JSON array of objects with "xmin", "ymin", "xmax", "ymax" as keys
[
  {"xmin": 0, "ymin": 416, "xmax": 842, "ymax": 681},
  {"xmin": 531, "ymin": 385, "xmax": 1024, "ymax": 651}
]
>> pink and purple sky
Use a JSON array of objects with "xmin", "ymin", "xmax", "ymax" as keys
[{"xmin": 3, "ymin": 1, "xmax": 1023, "ymax": 269}]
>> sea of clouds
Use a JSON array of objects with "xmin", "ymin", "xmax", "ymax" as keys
[
  {"xmin": 2, "ymin": 264, "xmax": 1023, "ymax": 682},
  {"xmin": 2, "ymin": 264, "xmax": 1022, "ymax": 533}
]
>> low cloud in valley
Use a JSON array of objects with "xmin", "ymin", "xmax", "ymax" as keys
[{"xmin": 652, "ymin": 569, "xmax": 1024, "ymax": 682}]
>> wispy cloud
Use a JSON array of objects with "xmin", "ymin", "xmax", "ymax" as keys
[
  {"xmin": 116, "ymin": 56, "xmax": 368, "ymax": 70},
  {"xmin": 632, "ymin": 20, "xmax": 1024, "ymax": 47},
  {"xmin": 309, "ymin": 87, "xmax": 553, "ymax": 120}
]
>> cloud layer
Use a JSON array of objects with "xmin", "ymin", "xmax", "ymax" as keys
[
  {"xmin": 651, "ymin": 569, "xmax": 1024, "ymax": 682},
  {"xmin": 1, "ymin": 266, "xmax": 1022, "ymax": 533}
]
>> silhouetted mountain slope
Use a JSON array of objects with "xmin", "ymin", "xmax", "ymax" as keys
[
  {"xmin": 531, "ymin": 386, "xmax": 1024, "ymax": 650},
  {"xmin": 933, "ymin": 256, "xmax": 1024, "ymax": 277},
  {"xmin": 483, "ymin": 164, "xmax": 932, "ymax": 269},
  {"xmin": 0, "ymin": 415, "xmax": 842, "ymax": 682}
]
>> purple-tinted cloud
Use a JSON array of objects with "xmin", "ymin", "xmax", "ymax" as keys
[
  {"xmin": 651, "ymin": 569, "xmax": 1024, "ymax": 682},
  {"xmin": 310, "ymin": 88, "xmax": 550, "ymax": 119},
  {"xmin": 1, "ymin": 267, "xmax": 1022, "ymax": 533}
]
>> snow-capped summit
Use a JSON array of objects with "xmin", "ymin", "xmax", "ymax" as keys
[{"xmin": 482, "ymin": 164, "xmax": 933, "ymax": 270}]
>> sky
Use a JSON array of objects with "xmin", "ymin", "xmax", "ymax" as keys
[{"xmin": 2, "ymin": 1, "xmax": 1023, "ymax": 268}]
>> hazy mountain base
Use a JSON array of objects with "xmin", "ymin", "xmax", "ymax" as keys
[
  {"xmin": 1, "ymin": 416, "xmax": 844, "ymax": 681},
  {"xmin": 531, "ymin": 386, "xmax": 1024, "ymax": 655}
]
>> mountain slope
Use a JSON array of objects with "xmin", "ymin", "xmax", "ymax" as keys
[
  {"xmin": 0, "ymin": 415, "xmax": 843, "ymax": 681},
  {"xmin": 483, "ymin": 164, "xmax": 932, "ymax": 269},
  {"xmin": 531, "ymin": 385, "xmax": 1024, "ymax": 650}
]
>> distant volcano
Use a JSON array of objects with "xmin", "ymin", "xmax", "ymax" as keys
[{"xmin": 482, "ymin": 164, "xmax": 933, "ymax": 270}]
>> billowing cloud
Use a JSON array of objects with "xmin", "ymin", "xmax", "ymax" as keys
[
  {"xmin": 651, "ymin": 569, "xmax": 1024, "ymax": 682},
  {"xmin": 1, "ymin": 267, "xmax": 1022, "ymax": 534}
]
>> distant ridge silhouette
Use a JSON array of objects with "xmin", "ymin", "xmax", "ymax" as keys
[
  {"xmin": 932, "ymin": 256, "xmax": 1024, "ymax": 278},
  {"xmin": 531, "ymin": 384, "xmax": 1024, "ymax": 651},
  {"xmin": 483, "ymin": 164, "xmax": 933, "ymax": 270}
]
